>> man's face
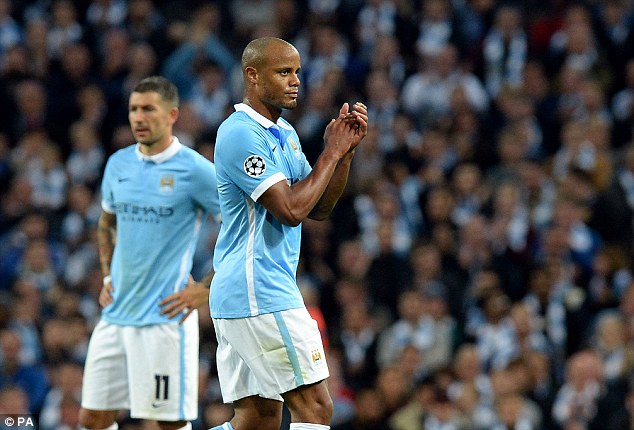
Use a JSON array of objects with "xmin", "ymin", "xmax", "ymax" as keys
[
  {"xmin": 256, "ymin": 43, "xmax": 301, "ymax": 111},
  {"xmin": 128, "ymin": 91, "xmax": 176, "ymax": 147}
]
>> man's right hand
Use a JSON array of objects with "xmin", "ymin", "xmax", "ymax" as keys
[
  {"xmin": 160, "ymin": 275, "xmax": 209, "ymax": 324},
  {"xmin": 99, "ymin": 280, "xmax": 114, "ymax": 308}
]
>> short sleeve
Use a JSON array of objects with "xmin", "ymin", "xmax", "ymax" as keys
[{"xmin": 217, "ymin": 125, "xmax": 287, "ymax": 202}]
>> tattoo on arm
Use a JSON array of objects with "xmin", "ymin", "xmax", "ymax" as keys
[{"xmin": 97, "ymin": 212, "xmax": 117, "ymax": 276}]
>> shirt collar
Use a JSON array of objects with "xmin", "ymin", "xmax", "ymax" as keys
[
  {"xmin": 135, "ymin": 136, "xmax": 182, "ymax": 163},
  {"xmin": 234, "ymin": 103, "xmax": 294, "ymax": 131}
]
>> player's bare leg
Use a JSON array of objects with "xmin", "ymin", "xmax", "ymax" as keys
[
  {"xmin": 229, "ymin": 395, "xmax": 282, "ymax": 430},
  {"xmin": 157, "ymin": 420, "xmax": 189, "ymax": 430},
  {"xmin": 282, "ymin": 381, "xmax": 333, "ymax": 425},
  {"xmin": 78, "ymin": 408, "xmax": 119, "ymax": 429}
]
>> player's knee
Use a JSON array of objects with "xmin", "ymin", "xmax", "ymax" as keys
[{"xmin": 78, "ymin": 408, "xmax": 118, "ymax": 429}]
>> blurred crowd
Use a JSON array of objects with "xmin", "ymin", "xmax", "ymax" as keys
[{"xmin": 1, "ymin": 0, "xmax": 634, "ymax": 429}]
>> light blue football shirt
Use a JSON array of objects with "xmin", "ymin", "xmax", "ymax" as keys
[
  {"xmin": 211, "ymin": 104, "xmax": 312, "ymax": 318},
  {"xmin": 101, "ymin": 137, "xmax": 220, "ymax": 326}
]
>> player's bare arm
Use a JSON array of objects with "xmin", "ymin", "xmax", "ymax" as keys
[
  {"xmin": 258, "ymin": 102, "xmax": 367, "ymax": 225},
  {"xmin": 97, "ymin": 210, "xmax": 116, "ymax": 307},
  {"xmin": 310, "ymin": 102, "xmax": 368, "ymax": 219},
  {"xmin": 258, "ymin": 112, "xmax": 360, "ymax": 226}
]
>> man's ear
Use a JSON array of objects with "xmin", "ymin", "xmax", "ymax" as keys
[
  {"xmin": 245, "ymin": 66, "xmax": 258, "ymax": 85},
  {"xmin": 169, "ymin": 106, "xmax": 179, "ymax": 124}
]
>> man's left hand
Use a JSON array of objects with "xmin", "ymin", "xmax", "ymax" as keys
[{"xmin": 160, "ymin": 275, "xmax": 209, "ymax": 324}]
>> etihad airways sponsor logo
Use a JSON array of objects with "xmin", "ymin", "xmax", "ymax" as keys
[{"xmin": 115, "ymin": 203, "xmax": 174, "ymax": 223}]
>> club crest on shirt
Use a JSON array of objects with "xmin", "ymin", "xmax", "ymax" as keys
[
  {"xmin": 159, "ymin": 174, "xmax": 175, "ymax": 193},
  {"xmin": 311, "ymin": 348, "xmax": 322, "ymax": 364},
  {"xmin": 287, "ymin": 137, "xmax": 301, "ymax": 159},
  {"xmin": 244, "ymin": 155, "xmax": 266, "ymax": 177}
]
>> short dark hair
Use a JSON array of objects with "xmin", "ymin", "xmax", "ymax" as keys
[{"xmin": 132, "ymin": 76, "xmax": 179, "ymax": 107}]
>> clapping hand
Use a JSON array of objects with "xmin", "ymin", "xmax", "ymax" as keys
[
  {"xmin": 339, "ymin": 102, "xmax": 368, "ymax": 152},
  {"xmin": 323, "ymin": 102, "xmax": 369, "ymax": 158}
]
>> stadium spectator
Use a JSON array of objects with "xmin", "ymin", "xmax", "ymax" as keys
[{"xmin": 0, "ymin": 329, "xmax": 49, "ymax": 413}]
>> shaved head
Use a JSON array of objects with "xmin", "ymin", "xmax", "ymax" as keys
[
  {"xmin": 240, "ymin": 36, "xmax": 302, "ymax": 119},
  {"xmin": 241, "ymin": 37, "xmax": 296, "ymax": 74}
]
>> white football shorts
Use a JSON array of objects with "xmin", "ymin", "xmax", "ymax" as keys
[
  {"xmin": 213, "ymin": 307, "xmax": 329, "ymax": 403},
  {"xmin": 81, "ymin": 313, "xmax": 199, "ymax": 421}
]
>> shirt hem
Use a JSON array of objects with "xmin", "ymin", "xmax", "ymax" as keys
[
  {"xmin": 211, "ymin": 302, "xmax": 304, "ymax": 319},
  {"xmin": 101, "ymin": 316, "xmax": 177, "ymax": 326}
]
